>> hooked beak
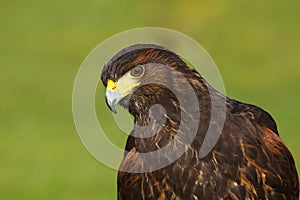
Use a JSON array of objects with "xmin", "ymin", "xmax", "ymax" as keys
[
  {"xmin": 105, "ymin": 79, "xmax": 122, "ymax": 114},
  {"xmin": 105, "ymin": 89, "xmax": 122, "ymax": 114},
  {"xmin": 104, "ymin": 76, "xmax": 141, "ymax": 114}
]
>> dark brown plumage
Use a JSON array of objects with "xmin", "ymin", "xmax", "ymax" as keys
[{"xmin": 101, "ymin": 44, "xmax": 299, "ymax": 200}]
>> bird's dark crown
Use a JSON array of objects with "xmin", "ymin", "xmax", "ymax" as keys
[{"xmin": 101, "ymin": 44, "xmax": 189, "ymax": 87}]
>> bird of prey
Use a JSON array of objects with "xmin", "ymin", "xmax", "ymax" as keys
[{"xmin": 101, "ymin": 44, "xmax": 299, "ymax": 200}]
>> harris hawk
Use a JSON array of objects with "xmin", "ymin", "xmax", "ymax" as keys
[{"xmin": 100, "ymin": 44, "xmax": 299, "ymax": 200}]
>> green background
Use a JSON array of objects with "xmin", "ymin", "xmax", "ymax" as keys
[{"xmin": 1, "ymin": 1, "xmax": 299, "ymax": 199}]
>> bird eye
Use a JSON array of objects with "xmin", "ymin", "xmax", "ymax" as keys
[{"xmin": 130, "ymin": 65, "xmax": 145, "ymax": 78}]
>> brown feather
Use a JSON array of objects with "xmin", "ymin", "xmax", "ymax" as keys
[{"xmin": 101, "ymin": 44, "xmax": 299, "ymax": 200}]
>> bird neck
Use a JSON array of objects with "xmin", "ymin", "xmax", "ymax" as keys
[
  {"xmin": 127, "ymin": 73, "xmax": 216, "ymax": 153},
  {"xmin": 130, "ymin": 92, "xmax": 181, "ymax": 153}
]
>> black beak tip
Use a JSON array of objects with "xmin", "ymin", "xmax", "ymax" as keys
[
  {"xmin": 105, "ymin": 96, "xmax": 117, "ymax": 114},
  {"xmin": 111, "ymin": 105, "xmax": 117, "ymax": 114}
]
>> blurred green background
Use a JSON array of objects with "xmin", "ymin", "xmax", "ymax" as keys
[{"xmin": 1, "ymin": 0, "xmax": 299, "ymax": 199}]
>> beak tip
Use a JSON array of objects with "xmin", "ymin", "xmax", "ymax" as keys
[
  {"xmin": 105, "ymin": 93, "xmax": 118, "ymax": 114},
  {"xmin": 111, "ymin": 105, "xmax": 117, "ymax": 114}
]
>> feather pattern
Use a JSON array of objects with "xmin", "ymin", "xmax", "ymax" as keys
[{"xmin": 101, "ymin": 44, "xmax": 299, "ymax": 200}]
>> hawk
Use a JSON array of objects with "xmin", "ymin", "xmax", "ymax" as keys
[{"xmin": 101, "ymin": 44, "xmax": 299, "ymax": 199}]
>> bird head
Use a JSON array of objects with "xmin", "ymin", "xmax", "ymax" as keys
[{"xmin": 101, "ymin": 44, "xmax": 201, "ymax": 119}]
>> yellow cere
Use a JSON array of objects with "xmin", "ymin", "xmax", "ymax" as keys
[{"xmin": 107, "ymin": 79, "xmax": 116, "ymax": 90}]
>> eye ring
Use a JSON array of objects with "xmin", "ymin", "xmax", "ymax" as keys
[{"xmin": 130, "ymin": 65, "xmax": 145, "ymax": 78}]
